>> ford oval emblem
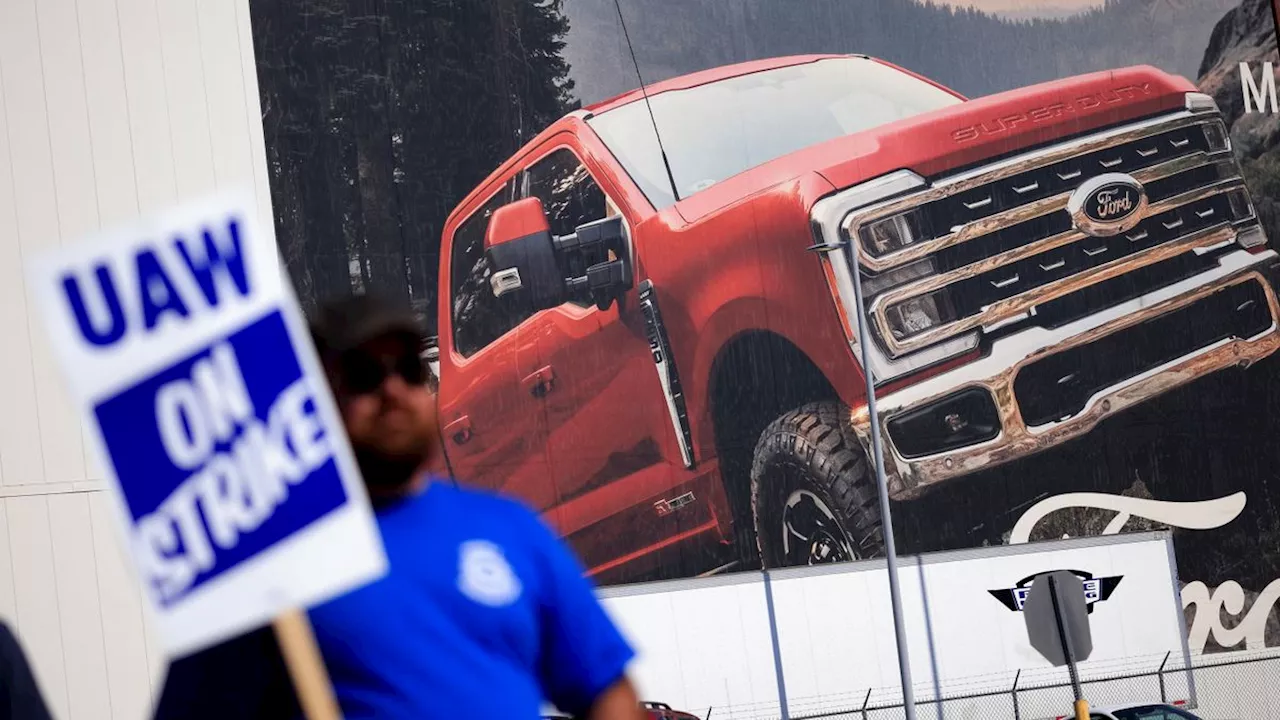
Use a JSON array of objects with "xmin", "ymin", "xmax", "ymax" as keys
[{"xmin": 1067, "ymin": 173, "xmax": 1147, "ymax": 237}]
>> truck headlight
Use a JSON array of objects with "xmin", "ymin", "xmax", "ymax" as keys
[
  {"xmin": 862, "ymin": 210, "xmax": 927, "ymax": 256},
  {"xmin": 1203, "ymin": 120, "xmax": 1230, "ymax": 153},
  {"xmin": 859, "ymin": 259, "xmax": 964, "ymax": 346},
  {"xmin": 812, "ymin": 168, "xmax": 981, "ymax": 380},
  {"xmin": 884, "ymin": 291, "xmax": 959, "ymax": 340}
]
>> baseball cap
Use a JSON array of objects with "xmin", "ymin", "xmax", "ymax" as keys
[{"xmin": 309, "ymin": 292, "xmax": 424, "ymax": 356}]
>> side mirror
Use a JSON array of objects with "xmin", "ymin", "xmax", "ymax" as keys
[
  {"xmin": 484, "ymin": 197, "xmax": 567, "ymax": 311},
  {"xmin": 558, "ymin": 214, "xmax": 632, "ymax": 311},
  {"xmin": 485, "ymin": 198, "xmax": 633, "ymax": 312}
]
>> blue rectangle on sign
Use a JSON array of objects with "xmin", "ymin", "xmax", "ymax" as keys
[{"xmin": 95, "ymin": 310, "xmax": 348, "ymax": 607}]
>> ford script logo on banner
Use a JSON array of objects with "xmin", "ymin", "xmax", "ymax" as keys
[
  {"xmin": 25, "ymin": 191, "xmax": 387, "ymax": 658},
  {"xmin": 1067, "ymin": 172, "xmax": 1148, "ymax": 237},
  {"xmin": 989, "ymin": 570, "xmax": 1123, "ymax": 614}
]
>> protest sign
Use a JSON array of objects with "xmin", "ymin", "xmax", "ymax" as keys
[{"xmin": 24, "ymin": 190, "xmax": 386, "ymax": 715}]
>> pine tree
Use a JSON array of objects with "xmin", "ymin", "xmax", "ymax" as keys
[{"xmin": 249, "ymin": 0, "xmax": 577, "ymax": 329}]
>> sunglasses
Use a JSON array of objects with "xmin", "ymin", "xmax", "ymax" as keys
[{"xmin": 338, "ymin": 348, "xmax": 435, "ymax": 396}]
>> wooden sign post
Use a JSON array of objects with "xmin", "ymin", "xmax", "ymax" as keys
[{"xmin": 274, "ymin": 609, "xmax": 343, "ymax": 720}]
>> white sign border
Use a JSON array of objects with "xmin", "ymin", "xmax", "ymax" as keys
[{"xmin": 26, "ymin": 188, "xmax": 388, "ymax": 659}]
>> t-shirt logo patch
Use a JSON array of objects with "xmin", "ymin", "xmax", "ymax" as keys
[{"xmin": 457, "ymin": 540, "xmax": 523, "ymax": 607}]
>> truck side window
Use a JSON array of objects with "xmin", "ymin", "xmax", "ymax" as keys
[
  {"xmin": 449, "ymin": 179, "xmax": 519, "ymax": 357},
  {"xmin": 524, "ymin": 148, "xmax": 609, "ymax": 237}
]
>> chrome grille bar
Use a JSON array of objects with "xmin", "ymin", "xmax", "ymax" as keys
[
  {"xmin": 906, "ymin": 151, "xmax": 1234, "ymax": 263},
  {"xmin": 822, "ymin": 98, "xmax": 1267, "ymax": 364},
  {"xmin": 875, "ymin": 221, "xmax": 1241, "ymax": 356},
  {"xmin": 872, "ymin": 175, "xmax": 1247, "ymax": 321},
  {"xmin": 842, "ymin": 110, "xmax": 1222, "ymax": 272}
]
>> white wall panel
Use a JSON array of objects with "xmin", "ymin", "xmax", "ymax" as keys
[
  {"xmin": 75, "ymin": 0, "xmax": 140, "ymax": 227},
  {"xmin": 9, "ymin": 496, "xmax": 72, "ymax": 720},
  {"xmin": 157, "ymin": 0, "xmax": 218, "ymax": 198},
  {"xmin": 197, "ymin": 0, "xmax": 256, "ymax": 193},
  {"xmin": 0, "ymin": 0, "xmax": 273, "ymax": 715},
  {"xmin": 0, "ymin": 59, "xmax": 42, "ymax": 490},
  {"xmin": 115, "ymin": 0, "xmax": 179, "ymax": 214},
  {"xmin": 4, "ymin": 0, "xmax": 92, "ymax": 488},
  {"xmin": 1, "ymin": 492, "xmax": 167, "ymax": 720},
  {"xmin": 88, "ymin": 493, "xmax": 156, "ymax": 720},
  {"xmin": 0, "ymin": 499, "xmax": 20, "ymax": 631},
  {"xmin": 0, "ymin": 0, "xmax": 59, "ymax": 489},
  {"xmin": 74, "ymin": 0, "xmax": 137, "ymax": 485},
  {"xmin": 35, "ymin": 0, "xmax": 97, "ymax": 487},
  {"xmin": 48, "ymin": 494, "xmax": 112, "ymax": 720}
]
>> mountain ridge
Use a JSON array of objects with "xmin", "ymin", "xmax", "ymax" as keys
[{"xmin": 563, "ymin": 0, "xmax": 1236, "ymax": 105}]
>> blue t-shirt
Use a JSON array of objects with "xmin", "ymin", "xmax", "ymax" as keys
[{"xmin": 308, "ymin": 481, "xmax": 634, "ymax": 718}]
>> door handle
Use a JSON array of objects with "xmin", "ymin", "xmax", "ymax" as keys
[
  {"xmin": 444, "ymin": 415, "xmax": 473, "ymax": 445},
  {"xmin": 521, "ymin": 365, "xmax": 557, "ymax": 398}
]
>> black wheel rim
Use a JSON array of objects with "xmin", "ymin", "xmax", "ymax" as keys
[{"xmin": 780, "ymin": 489, "xmax": 857, "ymax": 566}]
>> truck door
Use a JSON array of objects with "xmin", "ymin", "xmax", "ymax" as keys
[
  {"xmin": 518, "ymin": 144, "xmax": 721, "ymax": 580},
  {"xmin": 436, "ymin": 178, "xmax": 557, "ymax": 511}
]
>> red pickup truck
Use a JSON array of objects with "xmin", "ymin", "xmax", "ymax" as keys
[{"xmin": 433, "ymin": 54, "xmax": 1278, "ymax": 584}]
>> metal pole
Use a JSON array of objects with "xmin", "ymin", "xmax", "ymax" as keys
[
  {"xmin": 849, "ymin": 249, "xmax": 918, "ymax": 720},
  {"xmin": 763, "ymin": 570, "xmax": 790, "ymax": 720},
  {"xmin": 916, "ymin": 557, "xmax": 945, "ymax": 720},
  {"xmin": 1047, "ymin": 575, "xmax": 1088, "ymax": 720},
  {"xmin": 1158, "ymin": 651, "xmax": 1171, "ymax": 703},
  {"xmin": 1012, "ymin": 669, "xmax": 1022, "ymax": 720},
  {"xmin": 860, "ymin": 688, "xmax": 873, "ymax": 720}
]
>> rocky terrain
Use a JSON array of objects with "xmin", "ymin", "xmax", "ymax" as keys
[{"xmin": 1198, "ymin": 0, "xmax": 1280, "ymax": 243}]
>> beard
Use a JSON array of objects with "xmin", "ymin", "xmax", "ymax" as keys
[{"xmin": 352, "ymin": 439, "xmax": 430, "ymax": 500}]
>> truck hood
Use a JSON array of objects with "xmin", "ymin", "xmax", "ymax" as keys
[{"xmin": 673, "ymin": 65, "xmax": 1196, "ymax": 224}]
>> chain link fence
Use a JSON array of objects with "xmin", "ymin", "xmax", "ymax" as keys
[{"xmin": 703, "ymin": 649, "xmax": 1280, "ymax": 720}]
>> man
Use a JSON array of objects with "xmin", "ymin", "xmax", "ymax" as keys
[
  {"xmin": 306, "ymin": 291, "xmax": 642, "ymax": 718},
  {"xmin": 153, "ymin": 292, "xmax": 641, "ymax": 720}
]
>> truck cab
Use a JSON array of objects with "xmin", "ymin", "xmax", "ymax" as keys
[{"xmin": 434, "ymin": 54, "xmax": 1277, "ymax": 583}]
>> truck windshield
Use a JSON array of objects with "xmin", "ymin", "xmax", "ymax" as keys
[{"xmin": 586, "ymin": 57, "xmax": 963, "ymax": 210}]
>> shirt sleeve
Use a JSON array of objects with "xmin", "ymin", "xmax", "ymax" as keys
[{"xmin": 525, "ymin": 510, "xmax": 636, "ymax": 716}]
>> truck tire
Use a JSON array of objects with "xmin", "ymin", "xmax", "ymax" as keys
[{"xmin": 750, "ymin": 402, "xmax": 884, "ymax": 568}]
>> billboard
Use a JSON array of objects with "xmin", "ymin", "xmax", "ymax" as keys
[{"xmin": 246, "ymin": 0, "xmax": 1280, "ymax": 657}]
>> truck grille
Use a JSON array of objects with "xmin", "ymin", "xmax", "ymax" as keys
[
  {"xmin": 1014, "ymin": 278, "xmax": 1271, "ymax": 427},
  {"xmin": 842, "ymin": 110, "xmax": 1261, "ymax": 359}
]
